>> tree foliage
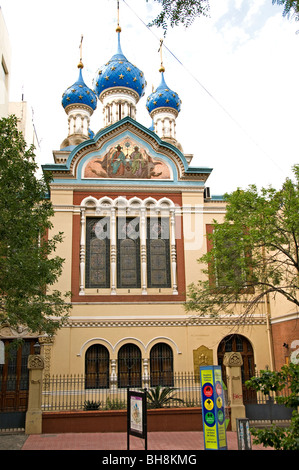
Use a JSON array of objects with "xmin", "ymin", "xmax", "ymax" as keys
[
  {"xmin": 272, "ymin": 0, "xmax": 299, "ymax": 21},
  {"xmin": 0, "ymin": 115, "xmax": 71, "ymax": 336},
  {"xmin": 185, "ymin": 166, "xmax": 299, "ymax": 319},
  {"xmin": 146, "ymin": 1, "xmax": 299, "ymax": 34},
  {"xmin": 146, "ymin": 0, "xmax": 210, "ymax": 33},
  {"xmin": 245, "ymin": 363, "xmax": 299, "ymax": 450}
]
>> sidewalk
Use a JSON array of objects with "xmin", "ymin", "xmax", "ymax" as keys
[{"xmin": 0, "ymin": 431, "xmax": 273, "ymax": 451}]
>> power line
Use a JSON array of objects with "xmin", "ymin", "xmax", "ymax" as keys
[{"xmin": 122, "ymin": 0, "xmax": 284, "ymax": 173}]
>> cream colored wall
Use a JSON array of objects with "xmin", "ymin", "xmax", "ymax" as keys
[
  {"xmin": 46, "ymin": 187, "xmax": 272, "ymax": 377},
  {"xmin": 47, "ymin": 189, "xmax": 74, "ymax": 293},
  {"xmin": 0, "ymin": 8, "xmax": 11, "ymax": 118}
]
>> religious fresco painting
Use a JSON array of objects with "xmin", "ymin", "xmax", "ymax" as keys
[{"xmin": 84, "ymin": 138, "xmax": 171, "ymax": 179}]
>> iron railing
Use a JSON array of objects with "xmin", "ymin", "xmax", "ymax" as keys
[{"xmin": 42, "ymin": 372, "xmax": 222, "ymax": 412}]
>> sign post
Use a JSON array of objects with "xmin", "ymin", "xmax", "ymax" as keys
[
  {"xmin": 236, "ymin": 418, "xmax": 252, "ymax": 450},
  {"xmin": 127, "ymin": 389, "xmax": 147, "ymax": 451},
  {"xmin": 200, "ymin": 366, "xmax": 227, "ymax": 450}
]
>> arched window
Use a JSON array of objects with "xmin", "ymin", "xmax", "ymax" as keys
[
  {"xmin": 117, "ymin": 344, "xmax": 141, "ymax": 388},
  {"xmin": 217, "ymin": 334, "xmax": 256, "ymax": 403},
  {"xmin": 150, "ymin": 343, "xmax": 174, "ymax": 387},
  {"xmin": 85, "ymin": 344, "xmax": 110, "ymax": 389}
]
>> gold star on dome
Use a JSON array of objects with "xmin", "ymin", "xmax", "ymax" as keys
[
  {"xmin": 79, "ymin": 85, "xmax": 83, "ymax": 88},
  {"xmin": 159, "ymin": 93, "xmax": 162, "ymax": 97},
  {"xmin": 119, "ymin": 74, "xmax": 124, "ymax": 79},
  {"xmin": 105, "ymin": 76, "xmax": 109, "ymax": 80},
  {"xmin": 71, "ymin": 89, "xmax": 75, "ymax": 92},
  {"xmin": 154, "ymin": 101, "xmax": 157, "ymax": 105},
  {"xmin": 98, "ymin": 70, "xmax": 102, "ymax": 75},
  {"xmin": 79, "ymin": 95, "xmax": 83, "ymax": 100},
  {"xmin": 86, "ymin": 90, "xmax": 90, "ymax": 94},
  {"xmin": 127, "ymin": 67, "xmax": 131, "ymax": 71},
  {"xmin": 140, "ymin": 72, "xmax": 143, "ymax": 77},
  {"xmin": 119, "ymin": 61, "xmax": 123, "ymax": 64},
  {"xmin": 111, "ymin": 66, "xmax": 116, "ymax": 70},
  {"xmin": 66, "ymin": 97, "xmax": 70, "ymax": 101},
  {"xmin": 166, "ymin": 99, "xmax": 169, "ymax": 103},
  {"xmin": 133, "ymin": 77, "xmax": 137, "ymax": 82}
]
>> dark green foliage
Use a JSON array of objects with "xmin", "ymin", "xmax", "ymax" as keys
[
  {"xmin": 83, "ymin": 400, "xmax": 101, "ymax": 410},
  {"xmin": 147, "ymin": 0, "xmax": 210, "ymax": 34},
  {"xmin": 185, "ymin": 166, "xmax": 299, "ymax": 319},
  {"xmin": 146, "ymin": 385, "xmax": 184, "ymax": 408},
  {"xmin": 272, "ymin": 0, "xmax": 299, "ymax": 20},
  {"xmin": 245, "ymin": 363, "xmax": 299, "ymax": 450},
  {"xmin": 0, "ymin": 115, "xmax": 71, "ymax": 335}
]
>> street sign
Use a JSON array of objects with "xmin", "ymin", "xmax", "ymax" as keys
[
  {"xmin": 200, "ymin": 366, "xmax": 227, "ymax": 450},
  {"xmin": 127, "ymin": 389, "xmax": 147, "ymax": 450}
]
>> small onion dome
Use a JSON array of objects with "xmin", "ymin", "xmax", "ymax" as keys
[
  {"xmin": 146, "ymin": 71, "xmax": 181, "ymax": 115},
  {"xmin": 62, "ymin": 63, "xmax": 97, "ymax": 111},
  {"xmin": 93, "ymin": 32, "xmax": 146, "ymax": 101}
]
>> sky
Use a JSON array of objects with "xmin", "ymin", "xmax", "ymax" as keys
[{"xmin": 1, "ymin": 0, "xmax": 298, "ymax": 196}]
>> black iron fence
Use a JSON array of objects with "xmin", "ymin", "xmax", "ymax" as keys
[{"xmin": 42, "ymin": 372, "xmax": 228, "ymax": 412}]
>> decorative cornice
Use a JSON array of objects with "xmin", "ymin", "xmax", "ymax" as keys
[{"xmin": 65, "ymin": 316, "xmax": 266, "ymax": 328}]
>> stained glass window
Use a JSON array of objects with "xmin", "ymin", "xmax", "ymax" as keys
[
  {"xmin": 86, "ymin": 218, "xmax": 110, "ymax": 288},
  {"xmin": 147, "ymin": 218, "xmax": 171, "ymax": 288}
]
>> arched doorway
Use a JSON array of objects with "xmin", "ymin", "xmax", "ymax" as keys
[{"xmin": 217, "ymin": 334, "xmax": 256, "ymax": 403}]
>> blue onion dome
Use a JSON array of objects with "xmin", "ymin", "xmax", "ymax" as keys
[
  {"xmin": 93, "ymin": 30, "xmax": 146, "ymax": 101},
  {"xmin": 146, "ymin": 67, "xmax": 181, "ymax": 115},
  {"xmin": 62, "ymin": 62, "xmax": 97, "ymax": 111}
]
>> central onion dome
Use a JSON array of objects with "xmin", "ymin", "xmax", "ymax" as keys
[
  {"xmin": 92, "ymin": 28, "xmax": 146, "ymax": 126},
  {"xmin": 93, "ymin": 32, "xmax": 146, "ymax": 100}
]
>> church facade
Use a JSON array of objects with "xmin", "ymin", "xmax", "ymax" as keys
[{"xmin": 40, "ymin": 23, "xmax": 295, "ymax": 392}]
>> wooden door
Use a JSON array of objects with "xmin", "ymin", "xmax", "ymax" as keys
[
  {"xmin": 0, "ymin": 339, "xmax": 35, "ymax": 413},
  {"xmin": 217, "ymin": 335, "xmax": 257, "ymax": 404}
]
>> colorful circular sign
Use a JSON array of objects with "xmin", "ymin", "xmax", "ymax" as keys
[
  {"xmin": 215, "ymin": 381, "xmax": 223, "ymax": 396},
  {"xmin": 216, "ymin": 396, "xmax": 223, "ymax": 408},
  {"xmin": 217, "ymin": 409, "xmax": 224, "ymax": 424},
  {"xmin": 205, "ymin": 411, "xmax": 215, "ymax": 426},
  {"xmin": 203, "ymin": 384, "xmax": 213, "ymax": 397},
  {"xmin": 204, "ymin": 398, "xmax": 214, "ymax": 411}
]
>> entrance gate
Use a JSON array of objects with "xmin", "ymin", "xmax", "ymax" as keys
[{"xmin": 0, "ymin": 339, "xmax": 35, "ymax": 430}]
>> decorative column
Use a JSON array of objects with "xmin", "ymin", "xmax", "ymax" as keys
[
  {"xmin": 25, "ymin": 353, "xmax": 45, "ymax": 435},
  {"xmin": 170, "ymin": 209, "xmax": 178, "ymax": 294},
  {"xmin": 79, "ymin": 207, "xmax": 86, "ymax": 295},
  {"xmin": 110, "ymin": 208, "xmax": 117, "ymax": 294},
  {"xmin": 140, "ymin": 208, "xmax": 147, "ymax": 294},
  {"xmin": 223, "ymin": 352, "xmax": 246, "ymax": 431},
  {"xmin": 142, "ymin": 358, "xmax": 150, "ymax": 389},
  {"xmin": 110, "ymin": 359, "xmax": 117, "ymax": 390}
]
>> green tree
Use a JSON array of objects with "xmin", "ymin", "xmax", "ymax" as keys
[
  {"xmin": 272, "ymin": 0, "xmax": 299, "ymax": 21},
  {"xmin": 146, "ymin": 0, "xmax": 210, "ymax": 33},
  {"xmin": 245, "ymin": 363, "xmax": 299, "ymax": 450},
  {"xmin": 0, "ymin": 115, "xmax": 71, "ymax": 336},
  {"xmin": 146, "ymin": 0, "xmax": 299, "ymax": 34},
  {"xmin": 185, "ymin": 166, "xmax": 299, "ymax": 319}
]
